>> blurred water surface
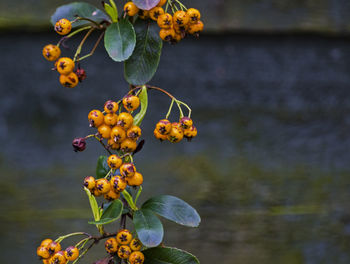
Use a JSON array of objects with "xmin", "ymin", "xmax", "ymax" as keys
[{"xmin": 0, "ymin": 32, "xmax": 350, "ymax": 263}]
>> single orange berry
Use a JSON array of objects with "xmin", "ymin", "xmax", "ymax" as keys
[
  {"xmin": 40, "ymin": 239, "xmax": 53, "ymax": 248},
  {"xmin": 187, "ymin": 8, "xmax": 201, "ymax": 23},
  {"xmin": 104, "ymin": 113, "xmax": 118, "ymax": 126},
  {"xmin": 105, "ymin": 238, "xmax": 118, "ymax": 253},
  {"xmin": 116, "ymin": 229, "xmax": 133, "ymax": 245},
  {"xmin": 88, "ymin": 110, "xmax": 104, "ymax": 127},
  {"xmin": 123, "ymin": 95, "xmax": 140, "ymax": 112},
  {"xmin": 157, "ymin": 13, "xmax": 173, "ymax": 29},
  {"xmin": 37, "ymin": 246, "xmax": 50, "ymax": 259},
  {"xmin": 173, "ymin": 10, "xmax": 189, "ymax": 26},
  {"xmin": 159, "ymin": 28, "xmax": 176, "ymax": 42},
  {"xmin": 127, "ymin": 125, "xmax": 142, "ymax": 141},
  {"xmin": 64, "ymin": 246, "xmax": 79, "ymax": 261},
  {"xmin": 49, "ymin": 251, "xmax": 66, "ymax": 264},
  {"xmin": 107, "ymin": 154, "xmax": 123, "ymax": 169},
  {"xmin": 150, "ymin": 7, "xmax": 165, "ymax": 21},
  {"xmin": 54, "ymin": 18, "xmax": 72, "ymax": 35},
  {"xmin": 110, "ymin": 175, "xmax": 127, "ymax": 192},
  {"xmin": 98, "ymin": 124, "xmax": 112, "ymax": 139},
  {"xmin": 118, "ymin": 245, "xmax": 132, "ymax": 259},
  {"xmin": 138, "ymin": 10, "xmax": 149, "ymax": 19},
  {"xmin": 127, "ymin": 172, "xmax": 143, "ymax": 187},
  {"xmin": 48, "ymin": 241, "xmax": 62, "ymax": 255},
  {"xmin": 42, "ymin": 44, "xmax": 61, "ymax": 61},
  {"xmin": 130, "ymin": 238, "xmax": 142, "ymax": 251},
  {"xmin": 180, "ymin": 117, "xmax": 193, "ymax": 129},
  {"xmin": 124, "ymin": 2, "xmax": 139, "ymax": 16},
  {"xmin": 156, "ymin": 119, "xmax": 172, "ymax": 135},
  {"xmin": 104, "ymin": 100, "xmax": 119, "ymax": 113},
  {"xmin": 59, "ymin": 72, "xmax": 79, "ymax": 88},
  {"xmin": 83, "ymin": 176, "xmax": 96, "ymax": 190},
  {"xmin": 104, "ymin": 189, "xmax": 120, "ymax": 201},
  {"xmin": 95, "ymin": 178, "xmax": 111, "ymax": 195},
  {"xmin": 56, "ymin": 57, "xmax": 75, "ymax": 75},
  {"xmin": 117, "ymin": 112, "xmax": 134, "ymax": 130},
  {"xmin": 120, "ymin": 163, "xmax": 136, "ymax": 178},
  {"xmin": 129, "ymin": 251, "xmax": 145, "ymax": 264},
  {"xmin": 154, "ymin": 128, "xmax": 168, "ymax": 141},
  {"xmin": 111, "ymin": 126, "xmax": 127, "ymax": 143},
  {"xmin": 187, "ymin": 20, "xmax": 204, "ymax": 34},
  {"xmin": 120, "ymin": 139, "xmax": 137, "ymax": 153}
]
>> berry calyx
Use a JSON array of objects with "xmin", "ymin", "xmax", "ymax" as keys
[
  {"xmin": 157, "ymin": 13, "xmax": 173, "ymax": 29},
  {"xmin": 150, "ymin": 7, "xmax": 165, "ymax": 21},
  {"xmin": 129, "ymin": 251, "xmax": 145, "ymax": 264},
  {"xmin": 116, "ymin": 229, "xmax": 133, "ymax": 245},
  {"xmin": 130, "ymin": 238, "xmax": 142, "ymax": 251}
]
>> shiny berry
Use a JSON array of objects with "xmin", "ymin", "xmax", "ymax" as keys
[
  {"xmin": 104, "ymin": 190, "xmax": 120, "ymax": 201},
  {"xmin": 124, "ymin": 2, "xmax": 139, "ymax": 16},
  {"xmin": 187, "ymin": 20, "xmax": 204, "ymax": 34},
  {"xmin": 120, "ymin": 163, "xmax": 136, "ymax": 178},
  {"xmin": 127, "ymin": 172, "xmax": 143, "ymax": 187},
  {"xmin": 123, "ymin": 95, "xmax": 140, "ymax": 112},
  {"xmin": 104, "ymin": 100, "xmax": 119, "ymax": 113},
  {"xmin": 180, "ymin": 117, "xmax": 193, "ymax": 129},
  {"xmin": 157, "ymin": 13, "xmax": 173, "ymax": 29},
  {"xmin": 95, "ymin": 178, "xmax": 111, "ymax": 195},
  {"xmin": 127, "ymin": 125, "xmax": 142, "ymax": 141},
  {"xmin": 116, "ymin": 229, "xmax": 133, "ymax": 245},
  {"xmin": 104, "ymin": 113, "xmax": 118, "ymax": 126},
  {"xmin": 64, "ymin": 246, "xmax": 79, "ymax": 261},
  {"xmin": 150, "ymin": 7, "xmax": 165, "ymax": 21},
  {"xmin": 37, "ymin": 246, "xmax": 50, "ymax": 259},
  {"xmin": 129, "ymin": 251, "xmax": 145, "ymax": 264},
  {"xmin": 92, "ymin": 187, "xmax": 102, "ymax": 197},
  {"xmin": 83, "ymin": 176, "xmax": 95, "ymax": 190},
  {"xmin": 105, "ymin": 238, "xmax": 118, "ymax": 253},
  {"xmin": 173, "ymin": 10, "xmax": 189, "ymax": 26},
  {"xmin": 40, "ymin": 239, "xmax": 53, "ymax": 248},
  {"xmin": 107, "ymin": 154, "xmax": 123, "ymax": 169},
  {"xmin": 88, "ymin": 110, "xmax": 104, "ymax": 127},
  {"xmin": 117, "ymin": 112, "xmax": 134, "ymax": 129},
  {"xmin": 154, "ymin": 128, "xmax": 168, "ymax": 141},
  {"xmin": 130, "ymin": 238, "xmax": 142, "ymax": 251},
  {"xmin": 59, "ymin": 72, "xmax": 79, "ymax": 88},
  {"xmin": 56, "ymin": 57, "xmax": 75, "ymax": 75},
  {"xmin": 156, "ymin": 119, "xmax": 172, "ymax": 135},
  {"xmin": 167, "ymin": 122, "xmax": 184, "ymax": 143},
  {"xmin": 54, "ymin": 18, "xmax": 72, "ymax": 35},
  {"xmin": 42, "ymin": 44, "xmax": 61, "ymax": 61},
  {"xmin": 159, "ymin": 28, "xmax": 176, "ymax": 42},
  {"xmin": 48, "ymin": 241, "xmax": 61, "ymax": 255},
  {"xmin": 49, "ymin": 251, "xmax": 66, "ymax": 264},
  {"xmin": 184, "ymin": 125, "xmax": 198, "ymax": 140},
  {"xmin": 98, "ymin": 124, "xmax": 112, "ymax": 139},
  {"xmin": 110, "ymin": 175, "xmax": 127, "ymax": 192},
  {"xmin": 111, "ymin": 126, "xmax": 126, "ymax": 143},
  {"xmin": 187, "ymin": 8, "xmax": 201, "ymax": 23},
  {"xmin": 120, "ymin": 139, "xmax": 137, "ymax": 153}
]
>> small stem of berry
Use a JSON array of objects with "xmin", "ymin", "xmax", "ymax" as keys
[
  {"xmin": 74, "ymin": 16, "xmax": 102, "ymax": 28},
  {"xmin": 175, "ymin": 100, "xmax": 184, "ymax": 118},
  {"xmin": 104, "ymin": 168, "xmax": 113, "ymax": 179},
  {"xmin": 174, "ymin": 0, "xmax": 187, "ymax": 10},
  {"xmin": 177, "ymin": 100, "xmax": 192, "ymax": 118},
  {"xmin": 74, "ymin": 27, "xmax": 95, "ymax": 62},
  {"xmin": 57, "ymin": 26, "xmax": 92, "ymax": 47},
  {"xmin": 134, "ymin": 186, "xmax": 142, "ymax": 205},
  {"xmin": 75, "ymin": 237, "xmax": 91, "ymax": 249},
  {"xmin": 55, "ymin": 232, "xmax": 91, "ymax": 243},
  {"xmin": 77, "ymin": 31, "xmax": 105, "ymax": 62},
  {"xmin": 93, "ymin": 135, "xmax": 113, "ymax": 155},
  {"xmin": 166, "ymin": 98, "xmax": 175, "ymax": 119}
]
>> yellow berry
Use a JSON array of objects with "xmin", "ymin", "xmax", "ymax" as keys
[
  {"xmin": 157, "ymin": 13, "xmax": 173, "ymax": 29},
  {"xmin": 104, "ymin": 190, "xmax": 120, "ymax": 201},
  {"xmin": 48, "ymin": 241, "xmax": 61, "ymax": 255},
  {"xmin": 127, "ymin": 172, "xmax": 143, "ymax": 187},
  {"xmin": 110, "ymin": 175, "xmax": 127, "ymax": 192},
  {"xmin": 130, "ymin": 238, "xmax": 142, "ymax": 251},
  {"xmin": 49, "ymin": 251, "xmax": 67, "ymax": 264},
  {"xmin": 186, "ymin": 8, "xmax": 201, "ymax": 23},
  {"xmin": 95, "ymin": 178, "xmax": 111, "ymax": 195},
  {"xmin": 117, "ymin": 112, "xmax": 134, "ymax": 130},
  {"xmin": 111, "ymin": 126, "xmax": 127, "ymax": 143},
  {"xmin": 105, "ymin": 238, "xmax": 118, "ymax": 253},
  {"xmin": 187, "ymin": 20, "xmax": 204, "ymax": 34},
  {"xmin": 173, "ymin": 10, "xmax": 189, "ymax": 26},
  {"xmin": 104, "ymin": 113, "xmax": 118, "ymax": 126},
  {"xmin": 116, "ymin": 229, "xmax": 133, "ymax": 245},
  {"xmin": 129, "ymin": 251, "xmax": 145, "ymax": 264},
  {"xmin": 98, "ymin": 124, "xmax": 112, "ymax": 139},
  {"xmin": 54, "ymin": 18, "xmax": 72, "ymax": 35},
  {"xmin": 156, "ymin": 119, "xmax": 172, "ymax": 135},
  {"xmin": 59, "ymin": 72, "xmax": 79, "ymax": 88},
  {"xmin": 104, "ymin": 100, "xmax": 119, "ymax": 113},
  {"xmin": 64, "ymin": 246, "xmax": 79, "ymax": 261},
  {"xmin": 56, "ymin": 57, "xmax": 75, "ymax": 75},
  {"xmin": 107, "ymin": 154, "xmax": 123, "ymax": 169},
  {"xmin": 37, "ymin": 246, "xmax": 50, "ymax": 259},
  {"xmin": 167, "ymin": 122, "xmax": 184, "ymax": 143},
  {"xmin": 42, "ymin": 44, "xmax": 61, "ymax": 61},
  {"xmin": 88, "ymin": 110, "xmax": 104, "ymax": 127},
  {"xmin": 150, "ymin": 7, "xmax": 165, "ymax": 21},
  {"xmin": 83, "ymin": 176, "xmax": 96, "ymax": 190},
  {"xmin": 124, "ymin": 2, "xmax": 139, "ymax": 16},
  {"xmin": 120, "ymin": 163, "xmax": 136, "ymax": 178},
  {"xmin": 154, "ymin": 128, "xmax": 168, "ymax": 141},
  {"xmin": 123, "ymin": 95, "xmax": 140, "ymax": 112},
  {"xmin": 159, "ymin": 28, "xmax": 176, "ymax": 41},
  {"xmin": 127, "ymin": 125, "xmax": 142, "ymax": 141},
  {"xmin": 120, "ymin": 138, "xmax": 137, "ymax": 153},
  {"xmin": 180, "ymin": 117, "xmax": 193, "ymax": 129}
]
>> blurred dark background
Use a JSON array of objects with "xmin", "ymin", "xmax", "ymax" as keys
[{"xmin": 1, "ymin": 0, "xmax": 350, "ymax": 263}]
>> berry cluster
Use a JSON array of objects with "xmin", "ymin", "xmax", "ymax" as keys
[
  {"xmin": 37, "ymin": 239, "xmax": 79, "ymax": 264},
  {"xmin": 154, "ymin": 116, "xmax": 197, "ymax": 143},
  {"xmin": 88, "ymin": 95, "xmax": 141, "ymax": 152},
  {"xmin": 123, "ymin": 1, "xmax": 203, "ymax": 43},
  {"xmin": 105, "ymin": 229, "xmax": 144, "ymax": 263},
  {"xmin": 42, "ymin": 18, "xmax": 86, "ymax": 88},
  {"xmin": 84, "ymin": 160, "xmax": 143, "ymax": 201}
]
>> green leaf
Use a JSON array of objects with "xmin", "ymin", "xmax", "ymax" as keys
[
  {"xmin": 84, "ymin": 187, "xmax": 100, "ymax": 222},
  {"xmin": 104, "ymin": 2, "xmax": 118, "ymax": 23},
  {"xmin": 133, "ymin": 0, "xmax": 160, "ymax": 10},
  {"xmin": 122, "ymin": 190, "xmax": 137, "ymax": 211},
  {"xmin": 124, "ymin": 19, "xmax": 163, "ymax": 85},
  {"xmin": 104, "ymin": 20, "xmax": 136, "ymax": 62},
  {"xmin": 133, "ymin": 86, "xmax": 148, "ymax": 126},
  {"xmin": 142, "ymin": 195, "xmax": 201, "ymax": 227},
  {"xmin": 133, "ymin": 209, "xmax": 164, "ymax": 247},
  {"xmin": 143, "ymin": 247, "xmax": 200, "ymax": 264},
  {"xmin": 88, "ymin": 199, "xmax": 123, "ymax": 225},
  {"xmin": 96, "ymin": 156, "xmax": 109, "ymax": 179},
  {"xmin": 51, "ymin": 2, "xmax": 110, "ymax": 27}
]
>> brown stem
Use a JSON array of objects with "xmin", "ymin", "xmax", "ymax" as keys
[{"xmin": 93, "ymin": 135, "xmax": 113, "ymax": 155}]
